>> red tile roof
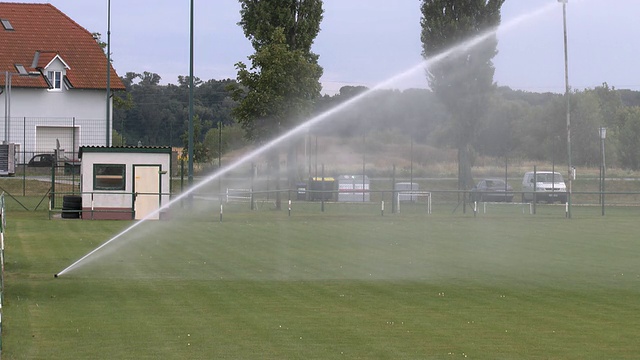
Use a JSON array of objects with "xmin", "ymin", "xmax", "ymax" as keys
[{"xmin": 0, "ymin": 2, "xmax": 125, "ymax": 90}]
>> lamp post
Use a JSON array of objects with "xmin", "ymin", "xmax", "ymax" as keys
[
  {"xmin": 218, "ymin": 120, "xmax": 222, "ymax": 197},
  {"xmin": 3, "ymin": 71, "xmax": 12, "ymax": 144},
  {"xmin": 599, "ymin": 126, "xmax": 606, "ymax": 216},
  {"xmin": 558, "ymin": 0, "xmax": 572, "ymax": 218},
  {"xmin": 188, "ymin": 0, "xmax": 194, "ymax": 187},
  {"xmin": 106, "ymin": 0, "xmax": 111, "ymax": 147}
]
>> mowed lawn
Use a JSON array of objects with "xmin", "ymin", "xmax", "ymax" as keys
[{"xmin": 3, "ymin": 204, "xmax": 640, "ymax": 359}]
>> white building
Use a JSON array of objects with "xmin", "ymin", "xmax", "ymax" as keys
[
  {"xmin": 0, "ymin": 3, "xmax": 125, "ymax": 166},
  {"xmin": 79, "ymin": 146, "xmax": 172, "ymax": 220}
]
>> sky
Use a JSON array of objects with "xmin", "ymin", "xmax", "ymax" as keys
[{"xmin": 6, "ymin": 0, "xmax": 639, "ymax": 95}]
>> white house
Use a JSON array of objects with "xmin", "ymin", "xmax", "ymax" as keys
[
  {"xmin": 79, "ymin": 146, "xmax": 172, "ymax": 220},
  {"xmin": 0, "ymin": 3, "xmax": 125, "ymax": 166}
]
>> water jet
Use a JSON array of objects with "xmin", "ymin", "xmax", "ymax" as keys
[{"xmin": 55, "ymin": 3, "xmax": 557, "ymax": 278}]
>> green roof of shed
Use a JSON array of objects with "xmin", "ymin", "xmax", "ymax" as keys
[{"xmin": 79, "ymin": 146, "xmax": 172, "ymax": 158}]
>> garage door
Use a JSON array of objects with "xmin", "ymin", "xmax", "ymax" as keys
[{"xmin": 35, "ymin": 126, "xmax": 79, "ymax": 157}]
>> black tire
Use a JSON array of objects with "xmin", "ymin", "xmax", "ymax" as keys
[
  {"xmin": 64, "ymin": 195, "xmax": 81, "ymax": 201},
  {"xmin": 63, "ymin": 195, "xmax": 81, "ymax": 205},
  {"xmin": 61, "ymin": 211, "xmax": 80, "ymax": 219},
  {"xmin": 62, "ymin": 195, "xmax": 82, "ymax": 219},
  {"xmin": 62, "ymin": 200, "xmax": 81, "ymax": 207}
]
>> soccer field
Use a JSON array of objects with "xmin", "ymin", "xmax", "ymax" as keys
[{"xmin": 4, "ymin": 207, "xmax": 640, "ymax": 359}]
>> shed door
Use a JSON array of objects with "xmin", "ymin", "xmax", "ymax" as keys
[{"xmin": 134, "ymin": 165, "xmax": 161, "ymax": 220}]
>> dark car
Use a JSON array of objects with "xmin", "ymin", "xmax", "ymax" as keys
[
  {"xmin": 469, "ymin": 179, "xmax": 514, "ymax": 202},
  {"xmin": 27, "ymin": 154, "xmax": 55, "ymax": 167}
]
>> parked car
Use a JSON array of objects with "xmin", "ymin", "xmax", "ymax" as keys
[
  {"xmin": 521, "ymin": 171, "xmax": 567, "ymax": 203},
  {"xmin": 470, "ymin": 179, "xmax": 514, "ymax": 202},
  {"xmin": 27, "ymin": 154, "xmax": 55, "ymax": 167}
]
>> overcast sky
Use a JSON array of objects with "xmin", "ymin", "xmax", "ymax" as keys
[{"xmin": 9, "ymin": 0, "xmax": 639, "ymax": 95}]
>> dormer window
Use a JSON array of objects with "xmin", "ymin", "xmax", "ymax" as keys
[
  {"xmin": 47, "ymin": 70, "xmax": 62, "ymax": 90},
  {"xmin": 15, "ymin": 64, "xmax": 27, "ymax": 74},
  {"xmin": 1, "ymin": 18, "xmax": 13, "ymax": 31}
]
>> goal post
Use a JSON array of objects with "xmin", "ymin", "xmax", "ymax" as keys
[{"xmin": 396, "ymin": 191, "xmax": 431, "ymax": 214}]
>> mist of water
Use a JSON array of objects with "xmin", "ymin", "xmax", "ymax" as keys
[{"xmin": 55, "ymin": 2, "xmax": 558, "ymax": 278}]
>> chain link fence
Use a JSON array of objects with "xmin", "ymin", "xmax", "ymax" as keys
[{"xmin": 0, "ymin": 116, "xmax": 98, "ymax": 210}]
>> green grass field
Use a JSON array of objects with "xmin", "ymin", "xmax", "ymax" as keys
[{"xmin": 4, "ymin": 203, "xmax": 640, "ymax": 359}]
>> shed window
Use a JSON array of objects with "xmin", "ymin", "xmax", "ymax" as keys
[{"xmin": 94, "ymin": 164, "xmax": 125, "ymax": 190}]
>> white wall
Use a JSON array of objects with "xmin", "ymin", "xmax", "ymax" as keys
[
  {"xmin": 81, "ymin": 152, "xmax": 171, "ymax": 211},
  {"xmin": 0, "ymin": 87, "xmax": 111, "ymax": 157},
  {"xmin": 2, "ymin": 87, "xmax": 107, "ymax": 120}
]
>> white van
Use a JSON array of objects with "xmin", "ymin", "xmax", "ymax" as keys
[{"xmin": 521, "ymin": 171, "xmax": 567, "ymax": 203}]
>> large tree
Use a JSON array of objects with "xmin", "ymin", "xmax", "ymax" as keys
[
  {"xmin": 114, "ymin": 73, "xmax": 237, "ymax": 151},
  {"xmin": 420, "ymin": 0, "xmax": 505, "ymax": 191},
  {"xmin": 231, "ymin": 0, "xmax": 324, "ymax": 208}
]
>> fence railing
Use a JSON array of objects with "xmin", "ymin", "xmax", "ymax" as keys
[
  {"xmin": 2, "ymin": 171, "xmax": 640, "ymax": 217},
  {"xmin": 47, "ymin": 190, "xmax": 175, "ymax": 220}
]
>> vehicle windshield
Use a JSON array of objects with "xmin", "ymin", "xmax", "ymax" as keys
[
  {"xmin": 536, "ymin": 173, "xmax": 563, "ymax": 182},
  {"xmin": 485, "ymin": 180, "xmax": 505, "ymax": 187}
]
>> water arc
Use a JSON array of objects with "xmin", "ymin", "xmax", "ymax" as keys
[{"xmin": 55, "ymin": 2, "xmax": 557, "ymax": 277}]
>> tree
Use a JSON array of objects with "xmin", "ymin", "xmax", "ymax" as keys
[
  {"xmin": 111, "ymin": 129, "xmax": 125, "ymax": 146},
  {"xmin": 421, "ymin": 0, "xmax": 505, "ymax": 191},
  {"xmin": 570, "ymin": 91, "xmax": 606, "ymax": 167},
  {"xmin": 475, "ymin": 96, "xmax": 525, "ymax": 158},
  {"xmin": 590, "ymin": 83, "xmax": 623, "ymax": 129},
  {"xmin": 113, "ymin": 72, "xmax": 237, "ymax": 150},
  {"xmin": 238, "ymin": 0, "xmax": 323, "ymax": 52},
  {"xmin": 204, "ymin": 123, "xmax": 248, "ymax": 166},
  {"xmin": 113, "ymin": 72, "xmax": 168, "ymax": 146},
  {"xmin": 181, "ymin": 114, "xmax": 212, "ymax": 164},
  {"xmin": 617, "ymin": 106, "xmax": 640, "ymax": 170},
  {"xmin": 233, "ymin": 0, "xmax": 323, "ymax": 141},
  {"xmin": 231, "ymin": 0, "xmax": 324, "ymax": 208}
]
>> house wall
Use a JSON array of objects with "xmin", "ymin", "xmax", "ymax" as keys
[
  {"xmin": 0, "ymin": 87, "xmax": 111, "ymax": 160},
  {"xmin": 80, "ymin": 152, "xmax": 171, "ymax": 220}
]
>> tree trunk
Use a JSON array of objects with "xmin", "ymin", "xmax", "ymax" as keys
[
  {"xmin": 286, "ymin": 140, "xmax": 298, "ymax": 189},
  {"xmin": 458, "ymin": 145, "xmax": 474, "ymax": 191},
  {"xmin": 268, "ymin": 150, "xmax": 281, "ymax": 210}
]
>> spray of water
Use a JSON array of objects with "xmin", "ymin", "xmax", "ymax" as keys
[{"xmin": 55, "ymin": 3, "xmax": 557, "ymax": 278}]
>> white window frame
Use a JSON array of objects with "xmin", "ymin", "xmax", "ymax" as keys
[
  {"xmin": 94, "ymin": 164, "xmax": 126, "ymax": 191},
  {"xmin": 47, "ymin": 70, "xmax": 62, "ymax": 90}
]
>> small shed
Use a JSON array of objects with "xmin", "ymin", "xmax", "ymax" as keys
[
  {"xmin": 308, "ymin": 176, "xmax": 335, "ymax": 201},
  {"xmin": 337, "ymin": 175, "xmax": 370, "ymax": 202},
  {"xmin": 79, "ymin": 146, "xmax": 172, "ymax": 220}
]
